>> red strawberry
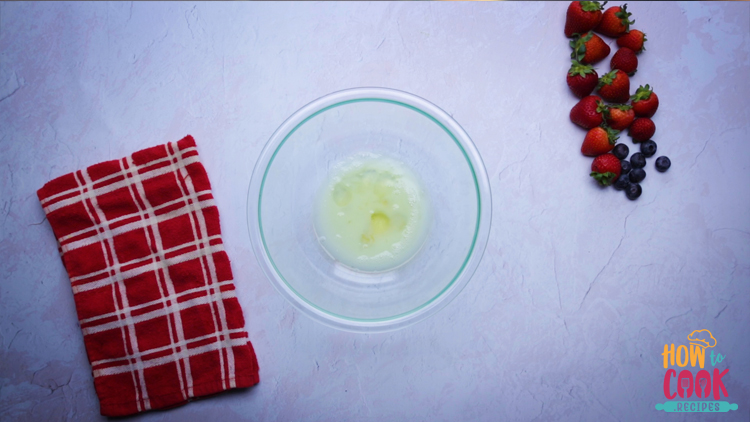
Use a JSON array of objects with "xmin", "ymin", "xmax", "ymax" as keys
[
  {"xmin": 570, "ymin": 95, "xmax": 607, "ymax": 129},
  {"xmin": 582, "ymin": 125, "xmax": 620, "ymax": 157},
  {"xmin": 565, "ymin": 1, "xmax": 605, "ymax": 38},
  {"xmin": 570, "ymin": 32, "xmax": 611, "ymax": 65},
  {"xmin": 610, "ymin": 47, "xmax": 638, "ymax": 76},
  {"xmin": 628, "ymin": 117, "xmax": 655, "ymax": 142},
  {"xmin": 590, "ymin": 153, "xmax": 622, "ymax": 186},
  {"xmin": 617, "ymin": 29, "xmax": 647, "ymax": 53},
  {"xmin": 597, "ymin": 69, "xmax": 630, "ymax": 103},
  {"xmin": 604, "ymin": 104, "xmax": 635, "ymax": 130},
  {"xmin": 630, "ymin": 84, "xmax": 659, "ymax": 117},
  {"xmin": 567, "ymin": 60, "xmax": 599, "ymax": 98},
  {"xmin": 595, "ymin": 4, "xmax": 634, "ymax": 38}
]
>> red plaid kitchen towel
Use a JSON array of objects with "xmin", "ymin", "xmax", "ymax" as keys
[{"xmin": 37, "ymin": 135, "xmax": 259, "ymax": 417}]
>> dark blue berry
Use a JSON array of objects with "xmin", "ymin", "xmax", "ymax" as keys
[
  {"xmin": 655, "ymin": 156, "xmax": 671, "ymax": 172},
  {"xmin": 613, "ymin": 176, "xmax": 630, "ymax": 191},
  {"xmin": 625, "ymin": 183, "xmax": 642, "ymax": 200},
  {"xmin": 629, "ymin": 167, "xmax": 646, "ymax": 183},
  {"xmin": 630, "ymin": 152, "xmax": 646, "ymax": 168},
  {"xmin": 613, "ymin": 144, "xmax": 629, "ymax": 160},
  {"xmin": 640, "ymin": 140, "xmax": 657, "ymax": 157},
  {"xmin": 620, "ymin": 159, "xmax": 632, "ymax": 174}
]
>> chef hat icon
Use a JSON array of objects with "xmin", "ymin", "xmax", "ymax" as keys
[{"xmin": 687, "ymin": 329, "xmax": 716, "ymax": 348}]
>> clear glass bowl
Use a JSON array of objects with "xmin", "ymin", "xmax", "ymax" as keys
[{"xmin": 247, "ymin": 88, "xmax": 491, "ymax": 332}]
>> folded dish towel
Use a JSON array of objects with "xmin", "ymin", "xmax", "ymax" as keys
[{"xmin": 37, "ymin": 135, "xmax": 259, "ymax": 417}]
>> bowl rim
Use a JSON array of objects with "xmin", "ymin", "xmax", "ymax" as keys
[{"xmin": 247, "ymin": 87, "xmax": 492, "ymax": 332}]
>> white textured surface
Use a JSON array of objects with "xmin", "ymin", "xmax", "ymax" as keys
[{"xmin": 1, "ymin": 2, "xmax": 749, "ymax": 421}]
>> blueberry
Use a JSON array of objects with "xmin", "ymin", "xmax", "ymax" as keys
[
  {"xmin": 640, "ymin": 140, "xmax": 657, "ymax": 157},
  {"xmin": 629, "ymin": 167, "xmax": 646, "ymax": 183},
  {"xmin": 620, "ymin": 159, "xmax": 632, "ymax": 174},
  {"xmin": 630, "ymin": 152, "xmax": 646, "ymax": 168},
  {"xmin": 613, "ymin": 144, "xmax": 629, "ymax": 160},
  {"xmin": 625, "ymin": 183, "xmax": 642, "ymax": 200},
  {"xmin": 655, "ymin": 156, "xmax": 671, "ymax": 172},
  {"xmin": 613, "ymin": 176, "xmax": 630, "ymax": 191}
]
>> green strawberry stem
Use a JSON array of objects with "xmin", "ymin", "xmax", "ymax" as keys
[
  {"xmin": 590, "ymin": 171, "xmax": 617, "ymax": 186},
  {"xmin": 580, "ymin": 1, "xmax": 606, "ymax": 12},
  {"xmin": 595, "ymin": 100, "xmax": 607, "ymax": 114},
  {"xmin": 602, "ymin": 125, "xmax": 620, "ymax": 144},
  {"xmin": 631, "ymin": 84, "xmax": 653, "ymax": 102},
  {"xmin": 570, "ymin": 32, "xmax": 594, "ymax": 61},
  {"xmin": 597, "ymin": 69, "xmax": 619, "ymax": 88},
  {"xmin": 568, "ymin": 60, "xmax": 595, "ymax": 77},
  {"xmin": 615, "ymin": 4, "xmax": 635, "ymax": 31}
]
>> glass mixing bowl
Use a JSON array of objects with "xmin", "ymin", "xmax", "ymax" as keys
[{"xmin": 248, "ymin": 88, "xmax": 491, "ymax": 332}]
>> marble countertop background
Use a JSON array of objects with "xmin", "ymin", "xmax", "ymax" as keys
[{"xmin": 1, "ymin": 2, "xmax": 749, "ymax": 421}]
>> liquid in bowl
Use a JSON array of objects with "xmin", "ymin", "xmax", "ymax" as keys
[{"xmin": 314, "ymin": 153, "xmax": 431, "ymax": 272}]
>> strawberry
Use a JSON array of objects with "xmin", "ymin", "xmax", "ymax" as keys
[
  {"xmin": 597, "ymin": 69, "xmax": 630, "ymax": 103},
  {"xmin": 610, "ymin": 47, "xmax": 638, "ymax": 76},
  {"xmin": 630, "ymin": 84, "xmax": 659, "ymax": 117},
  {"xmin": 581, "ymin": 125, "xmax": 619, "ymax": 157},
  {"xmin": 617, "ymin": 29, "xmax": 647, "ymax": 53},
  {"xmin": 604, "ymin": 104, "xmax": 635, "ymax": 130},
  {"xmin": 567, "ymin": 60, "xmax": 599, "ymax": 98},
  {"xmin": 628, "ymin": 117, "xmax": 655, "ymax": 142},
  {"xmin": 570, "ymin": 32, "xmax": 611, "ymax": 65},
  {"xmin": 590, "ymin": 153, "xmax": 622, "ymax": 186},
  {"xmin": 565, "ymin": 1, "xmax": 606, "ymax": 38},
  {"xmin": 570, "ymin": 95, "xmax": 607, "ymax": 129},
  {"xmin": 595, "ymin": 4, "xmax": 634, "ymax": 38}
]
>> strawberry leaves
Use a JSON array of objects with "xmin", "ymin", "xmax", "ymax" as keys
[
  {"xmin": 602, "ymin": 124, "xmax": 620, "ymax": 145},
  {"xmin": 580, "ymin": 1, "xmax": 607, "ymax": 12},
  {"xmin": 615, "ymin": 4, "xmax": 634, "ymax": 31},
  {"xmin": 631, "ymin": 84, "xmax": 653, "ymax": 102},
  {"xmin": 568, "ymin": 60, "xmax": 596, "ymax": 77},
  {"xmin": 597, "ymin": 69, "xmax": 620, "ymax": 88},
  {"xmin": 569, "ymin": 32, "xmax": 594, "ymax": 61},
  {"xmin": 590, "ymin": 171, "xmax": 617, "ymax": 186}
]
